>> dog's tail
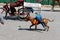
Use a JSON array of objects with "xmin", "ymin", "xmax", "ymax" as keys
[
  {"xmin": 47, "ymin": 19, "xmax": 54, "ymax": 22},
  {"xmin": 43, "ymin": 18, "xmax": 54, "ymax": 22}
]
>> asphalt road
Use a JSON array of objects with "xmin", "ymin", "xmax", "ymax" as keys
[{"xmin": 0, "ymin": 7, "xmax": 60, "ymax": 40}]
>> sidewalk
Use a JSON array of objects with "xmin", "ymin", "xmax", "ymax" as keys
[
  {"xmin": 0, "ymin": 3, "xmax": 60, "ymax": 8},
  {"xmin": 41, "ymin": 5, "xmax": 60, "ymax": 8}
]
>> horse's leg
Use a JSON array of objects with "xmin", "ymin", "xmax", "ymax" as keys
[{"xmin": 30, "ymin": 24, "xmax": 34, "ymax": 29}]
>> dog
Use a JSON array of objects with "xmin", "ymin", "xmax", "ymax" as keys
[{"xmin": 26, "ymin": 16, "xmax": 54, "ymax": 31}]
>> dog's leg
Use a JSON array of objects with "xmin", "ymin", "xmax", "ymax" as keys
[
  {"xmin": 45, "ymin": 24, "xmax": 49, "ymax": 31},
  {"xmin": 30, "ymin": 24, "xmax": 34, "ymax": 29},
  {"xmin": 35, "ymin": 24, "xmax": 37, "ymax": 30}
]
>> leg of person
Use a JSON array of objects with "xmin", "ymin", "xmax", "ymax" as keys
[
  {"xmin": 10, "ymin": 7, "xmax": 16, "ymax": 15},
  {"xmin": 0, "ymin": 14, "xmax": 4, "ymax": 24},
  {"xmin": 40, "ymin": 22, "xmax": 46, "ymax": 31}
]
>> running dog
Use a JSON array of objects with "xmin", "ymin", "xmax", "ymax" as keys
[{"xmin": 26, "ymin": 16, "xmax": 54, "ymax": 31}]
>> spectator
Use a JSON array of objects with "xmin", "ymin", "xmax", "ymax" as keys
[
  {"xmin": 2, "ymin": 3, "xmax": 9, "ymax": 18},
  {"xmin": 0, "ymin": 13, "xmax": 4, "ymax": 25}
]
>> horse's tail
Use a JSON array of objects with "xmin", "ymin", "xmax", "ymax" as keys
[{"xmin": 47, "ymin": 19, "xmax": 54, "ymax": 22}]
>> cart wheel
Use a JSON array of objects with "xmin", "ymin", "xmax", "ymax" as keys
[{"xmin": 18, "ymin": 8, "xmax": 29, "ymax": 20}]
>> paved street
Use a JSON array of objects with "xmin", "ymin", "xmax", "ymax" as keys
[{"xmin": 0, "ymin": 6, "xmax": 60, "ymax": 40}]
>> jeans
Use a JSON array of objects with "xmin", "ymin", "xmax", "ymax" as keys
[
  {"xmin": 0, "ymin": 14, "xmax": 4, "ymax": 23},
  {"xmin": 40, "ymin": 22, "xmax": 46, "ymax": 28}
]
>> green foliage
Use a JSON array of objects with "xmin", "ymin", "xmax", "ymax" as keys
[{"xmin": 0, "ymin": 0, "xmax": 17, "ymax": 3}]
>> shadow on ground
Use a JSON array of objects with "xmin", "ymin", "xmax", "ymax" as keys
[
  {"xmin": 41, "ymin": 10, "xmax": 60, "ymax": 12},
  {"xmin": 18, "ymin": 28, "xmax": 45, "ymax": 32},
  {"xmin": 3, "ymin": 16, "xmax": 26, "ymax": 21}
]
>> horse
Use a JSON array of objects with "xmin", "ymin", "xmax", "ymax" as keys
[
  {"xmin": 26, "ymin": 16, "xmax": 54, "ymax": 31},
  {"xmin": 52, "ymin": 0, "xmax": 60, "ymax": 11}
]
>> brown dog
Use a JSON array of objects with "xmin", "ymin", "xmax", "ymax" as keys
[{"xmin": 26, "ymin": 16, "xmax": 54, "ymax": 31}]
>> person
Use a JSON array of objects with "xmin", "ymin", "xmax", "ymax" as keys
[
  {"xmin": 10, "ymin": 0, "xmax": 23, "ymax": 16},
  {"xmin": 16, "ymin": 0, "xmax": 23, "ymax": 6},
  {"xmin": 2, "ymin": 3, "xmax": 9, "ymax": 12},
  {"xmin": 0, "ymin": 13, "xmax": 4, "ymax": 25},
  {"xmin": 35, "ymin": 12, "xmax": 46, "ymax": 29},
  {"xmin": 35, "ymin": 12, "xmax": 43, "ymax": 22},
  {"xmin": 1, "ymin": 3, "xmax": 9, "ymax": 18},
  {"xmin": 10, "ymin": 6, "xmax": 16, "ymax": 16}
]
